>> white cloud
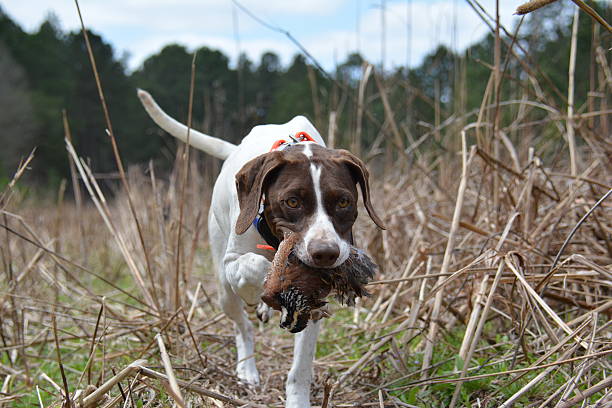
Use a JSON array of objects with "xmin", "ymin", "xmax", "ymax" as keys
[
  {"xmin": 304, "ymin": 1, "xmax": 520, "ymax": 71},
  {"xmin": 239, "ymin": 0, "xmax": 347, "ymax": 16}
]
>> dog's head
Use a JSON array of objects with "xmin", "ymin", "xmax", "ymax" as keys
[{"xmin": 235, "ymin": 143, "xmax": 385, "ymax": 268}]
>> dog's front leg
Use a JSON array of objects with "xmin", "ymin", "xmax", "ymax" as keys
[
  {"xmin": 222, "ymin": 252, "xmax": 270, "ymax": 386},
  {"xmin": 286, "ymin": 320, "xmax": 321, "ymax": 408}
]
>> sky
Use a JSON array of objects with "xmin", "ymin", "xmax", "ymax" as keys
[{"xmin": 0, "ymin": 0, "xmax": 521, "ymax": 72}]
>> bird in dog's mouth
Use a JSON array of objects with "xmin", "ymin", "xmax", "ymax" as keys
[{"xmin": 262, "ymin": 233, "xmax": 378, "ymax": 333}]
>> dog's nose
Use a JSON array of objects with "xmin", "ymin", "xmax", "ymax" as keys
[{"xmin": 308, "ymin": 241, "xmax": 340, "ymax": 267}]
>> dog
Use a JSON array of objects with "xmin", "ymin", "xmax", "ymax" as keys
[{"xmin": 137, "ymin": 89, "xmax": 385, "ymax": 407}]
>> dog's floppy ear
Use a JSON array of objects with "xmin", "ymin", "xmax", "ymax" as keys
[
  {"xmin": 235, "ymin": 151, "xmax": 285, "ymax": 235},
  {"xmin": 335, "ymin": 150, "xmax": 386, "ymax": 230}
]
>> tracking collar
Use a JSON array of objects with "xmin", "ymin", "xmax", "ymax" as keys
[
  {"xmin": 253, "ymin": 202, "xmax": 280, "ymax": 251},
  {"xmin": 269, "ymin": 131, "xmax": 316, "ymax": 152}
]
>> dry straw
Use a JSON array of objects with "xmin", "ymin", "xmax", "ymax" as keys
[{"xmin": 0, "ymin": 0, "xmax": 610, "ymax": 407}]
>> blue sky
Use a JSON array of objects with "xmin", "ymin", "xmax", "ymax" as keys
[{"xmin": 1, "ymin": 0, "xmax": 520, "ymax": 72}]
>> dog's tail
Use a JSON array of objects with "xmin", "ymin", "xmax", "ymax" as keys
[{"xmin": 137, "ymin": 89, "xmax": 237, "ymax": 160}]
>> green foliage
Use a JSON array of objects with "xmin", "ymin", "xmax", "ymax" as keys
[
  {"xmin": 0, "ymin": 10, "xmax": 143, "ymax": 179},
  {"xmin": 267, "ymin": 55, "xmax": 316, "ymax": 124},
  {"xmin": 0, "ymin": 41, "xmax": 37, "ymax": 177}
]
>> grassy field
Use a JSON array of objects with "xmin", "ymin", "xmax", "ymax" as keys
[{"xmin": 1, "ymin": 2, "xmax": 611, "ymax": 408}]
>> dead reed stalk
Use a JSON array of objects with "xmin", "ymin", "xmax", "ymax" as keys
[{"xmin": 0, "ymin": 2, "xmax": 609, "ymax": 407}]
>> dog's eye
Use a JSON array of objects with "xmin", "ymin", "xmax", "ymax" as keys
[
  {"xmin": 338, "ymin": 197, "xmax": 350, "ymax": 208},
  {"xmin": 285, "ymin": 197, "xmax": 300, "ymax": 208}
]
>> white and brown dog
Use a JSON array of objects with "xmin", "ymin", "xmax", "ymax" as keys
[{"xmin": 138, "ymin": 89, "xmax": 385, "ymax": 407}]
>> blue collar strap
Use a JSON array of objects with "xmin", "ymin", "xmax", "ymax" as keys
[{"xmin": 252, "ymin": 205, "xmax": 280, "ymax": 250}]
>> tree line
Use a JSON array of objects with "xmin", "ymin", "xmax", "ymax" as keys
[{"xmin": 0, "ymin": 4, "xmax": 607, "ymax": 185}]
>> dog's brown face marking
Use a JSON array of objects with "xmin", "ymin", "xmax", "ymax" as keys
[
  {"xmin": 235, "ymin": 143, "xmax": 385, "ymax": 268},
  {"xmin": 265, "ymin": 145, "xmax": 358, "ymax": 240}
]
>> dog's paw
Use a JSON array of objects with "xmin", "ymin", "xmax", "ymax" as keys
[
  {"xmin": 228, "ymin": 253, "xmax": 271, "ymax": 305},
  {"xmin": 237, "ymin": 362, "xmax": 260, "ymax": 387},
  {"xmin": 256, "ymin": 302, "xmax": 272, "ymax": 323}
]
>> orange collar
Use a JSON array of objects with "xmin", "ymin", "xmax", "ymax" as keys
[{"xmin": 269, "ymin": 131, "xmax": 316, "ymax": 151}]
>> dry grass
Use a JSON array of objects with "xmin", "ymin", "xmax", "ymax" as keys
[{"xmin": 0, "ymin": 2, "xmax": 611, "ymax": 408}]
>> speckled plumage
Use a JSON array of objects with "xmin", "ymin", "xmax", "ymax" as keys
[
  {"xmin": 325, "ymin": 247, "xmax": 377, "ymax": 306},
  {"xmin": 262, "ymin": 233, "xmax": 378, "ymax": 333},
  {"xmin": 262, "ymin": 234, "xmax": 332, "ymax": 333}
]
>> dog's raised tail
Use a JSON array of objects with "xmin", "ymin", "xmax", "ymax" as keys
[{"xmin": 137, "ymin": 89, "xmax": 237, "ymax": 160}]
